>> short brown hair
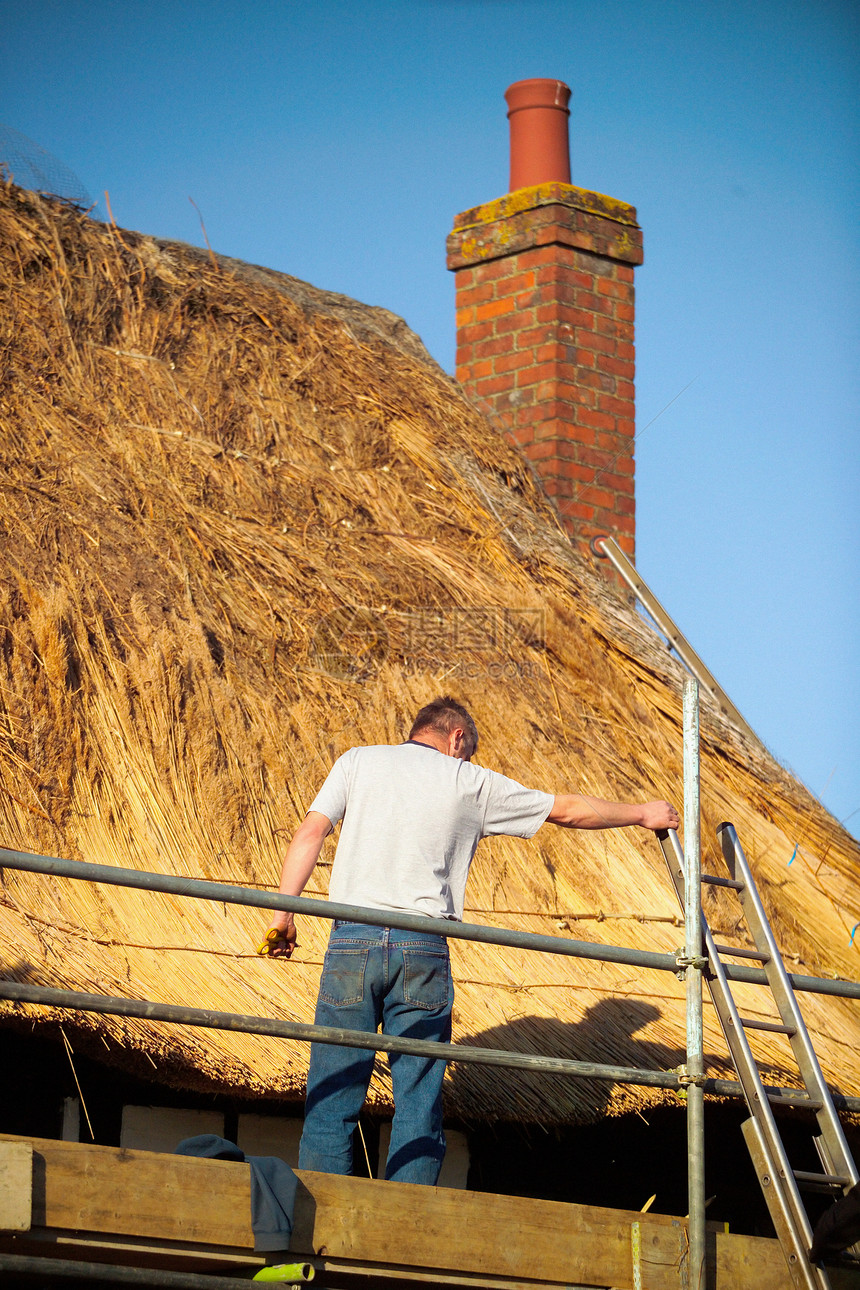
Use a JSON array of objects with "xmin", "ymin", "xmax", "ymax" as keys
[{"xmin": 409, "ymin": 696, "xmax": 479, "ymax": 758}]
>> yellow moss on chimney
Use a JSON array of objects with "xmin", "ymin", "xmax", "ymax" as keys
[{"xmin": 453, "ymin": 182, "xmax": 639, "ymax": 233}]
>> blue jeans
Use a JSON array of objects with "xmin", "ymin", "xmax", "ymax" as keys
[{"xmin": 298, "ymin": 922, "xmax": 453, "ymax": 1185}]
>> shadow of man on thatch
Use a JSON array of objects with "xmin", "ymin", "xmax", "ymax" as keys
[{"xmin": 446, "ymin": 998, "xmax": 687, "ymax": 1127}]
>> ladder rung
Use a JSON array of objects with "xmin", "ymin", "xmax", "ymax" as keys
[
  {"xmin": 793, "ymin": 1169, "xmax": 850, "ymax": 1188},
  {"xmin": 737, "ymin": 1016, "xmax": 797, "ymax": 1036},
  {"xmin": 702, "ymin": 873, "xmax": 745, "ymax": 890},
  {"xmin": 712, "ymin": 942, "xmax": 771, "ymax": 962},
  {"xmin": 766, "ymin": 1093, "xmax": 823, "ymax": 1110}
]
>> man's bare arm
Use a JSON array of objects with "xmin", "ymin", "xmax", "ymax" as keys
[
  {"xmin": 547, "ymin": 795, "xmax": 679, "ymax": 832},
  {"xmin": 264, "ymin": 811, "xmax": 333, "ymax": 957}
]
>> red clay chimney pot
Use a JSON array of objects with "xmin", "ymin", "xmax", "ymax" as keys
[{"xmin": 505, "ymin": 77, "xmax": 572, "ymax": 191}]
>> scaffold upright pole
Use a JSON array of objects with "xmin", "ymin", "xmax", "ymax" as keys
[{"xmin": 684, "ymin": 677, "xmax": 706, "ymax": 1288}]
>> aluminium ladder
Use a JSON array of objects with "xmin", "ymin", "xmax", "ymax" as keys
[{"xmin": 659, "ymin": 822, "xmax": 859, "ymax": 1290}]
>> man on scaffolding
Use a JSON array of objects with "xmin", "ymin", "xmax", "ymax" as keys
[{"xmin": 260, "ymin": 695, "xmax": 678, "ymax": 1186}]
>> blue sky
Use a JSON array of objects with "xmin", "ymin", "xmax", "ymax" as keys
[{"xmin": 2, "ymin": 0, "xmax": 858, "ymax": 839}]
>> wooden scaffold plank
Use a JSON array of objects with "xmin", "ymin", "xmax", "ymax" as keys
[{"xmin": 2, "ymin": 1134, "xmax": 852, "ymax": 1289}]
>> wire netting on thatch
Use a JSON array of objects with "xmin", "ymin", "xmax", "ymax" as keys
[
  {"xmin": 0, "ymin": 125, "xmax": 93, "ymax": 210},
  {"xmin": 0, "ymin": 179, "xmax": 858, "ymax": 1124}
]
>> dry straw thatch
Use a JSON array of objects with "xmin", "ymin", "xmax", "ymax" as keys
[{"xmin": 0, "ymin": 179, "xmax": 858, "ymax": 1127}]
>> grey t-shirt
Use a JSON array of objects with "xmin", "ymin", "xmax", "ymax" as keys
[{"xmin": 308, "ymin": 741, "xmax": 554, "ymax": 921}]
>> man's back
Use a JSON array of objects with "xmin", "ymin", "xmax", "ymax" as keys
[{"xmin": 311, "ymin": 741, "xmax": 553, "ymax": 920}]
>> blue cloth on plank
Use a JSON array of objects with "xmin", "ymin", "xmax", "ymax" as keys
[{"xmin": 175, "ymin": 1134, "xmax": 298, "ymax": 1253}]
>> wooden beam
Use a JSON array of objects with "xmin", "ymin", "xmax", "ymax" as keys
[
  {"xmin": 1, "ymin": 1133, "xmax": 677, "ymax": 1284},
  {"xmin": 4, "ymin": 1134, "xmax": 855, "ymax": 1290},
  {"xmin": 305, "ymin": 1259, "xmax": 611, "ymax": 1289},
  {"xmin": 293, "ymin": 1173, "xmax": 714, "ymax": 1288},
  {"xmin": 2, "ymin": 1231, "xmax": 265, "ymax": 1273},
  {"xmin": 17, "ymin": 1134, "xmax": 256, "ymax": 1247},
  {"xmin": 0, "ymin": 1141, "xmax": 32, "ymax": 1232},
  {"xmin": 715, "ymin": 1230, "xmax": 798, "ymax": 1290}
]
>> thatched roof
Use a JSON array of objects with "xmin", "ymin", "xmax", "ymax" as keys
[{"xmin": 1, "ymin": 179, "xmax": 858, "ymax": 1127}]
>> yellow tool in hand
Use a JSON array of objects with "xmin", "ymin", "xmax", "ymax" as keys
[{"xmin": 257, "ymin": 927, "xmax": 291, "ymax": 957}]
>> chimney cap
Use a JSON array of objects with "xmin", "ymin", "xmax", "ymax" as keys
[{"xmin": 504, "ymin": 78, "xmax": 572, "ymax": 116}]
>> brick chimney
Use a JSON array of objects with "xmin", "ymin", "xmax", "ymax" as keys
[{"xmin": 447, "ymin": 79, "xmax": 642, "ymax": 557}]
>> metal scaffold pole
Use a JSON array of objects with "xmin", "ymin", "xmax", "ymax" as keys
[{"xmin": 684, "ymin": 677, "xmax": 706, "ymax": 1289}]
